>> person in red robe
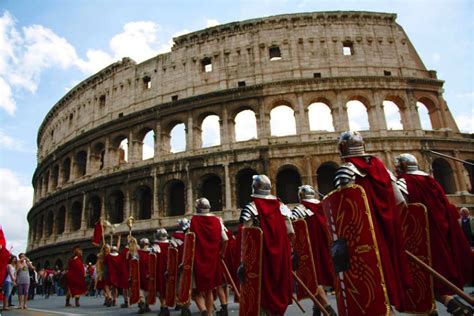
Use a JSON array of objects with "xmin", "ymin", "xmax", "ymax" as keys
[
  {"xmin": 137, "ymin": 238, "xmax": 152, "ymax": 314},
  {"xmin": 119, "ymin": 245, "xmax": 130, "ymax": 308},
  {"xmin": 239, "ymin": 174, "xmax": 294, "ymax": 316},
  {"xmin": 154, "ymin": 228, "xmax": 170, "ymax": 316},
  {"xmin": 291, "ymin": 185, "xmax": 337, "ymax": 316},
  {"xmin": 216, "ymin": 225, "xmax": 236, "ymax": 316},
  {"xmin": 395, "ymin": 153, "xmax": 473, "ymax": 315},
  {"xmin": 190, "ymin": 198, "xmax": 228, "ymax": 316},
  {"xmin": 333, "ymin": 131, "xmax": 413, "ymax": 313},
  {"xmin": 104, "ymin": 244, "xmax": 126, "ymax": 307},
  {"xmin": 66, "ymin": 246, "xmax": 87, "ymax": 307}
]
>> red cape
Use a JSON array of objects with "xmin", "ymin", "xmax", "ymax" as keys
[
  {"xmin": 232, "ymin": 225, "xmax": 243, "ymax": 291},
  {"xmin": 401, "ymin": 173, "xmax": 472, "ymax": 294},
  {"xmin": 302, "ymin": 200, "xmax": 335, "ymax": 287},
  {"xmin": 138, "ymin": 249, "xmax": 150, "ymax": 291},
  {"xmin": 172, "ymin": 231, "xmax": 185, "ymax": 264},
  {"xmin": 0, "ymin": 247, "xmax": 10, "ymax": 287},
  {"xmin": 105, "ymin": 253, "xmax": 128, "ymax": 289},
  {"xmin": 155, "ymin": 241, "xmax": 169, "ymax": 296},
  {"xmin": 190, "ymin": 214, "xmax": 223, "ymax": 291},
  {"xmin": 346, "ymin": 156, "xmax": 413, "ymax": 311},
  {"xmin": 253, "ymin": 197, "xmax": 293, "ymax": 315},
  {"xmin": 223, "ymin": 230, "xmax": 238, "ymax": 286},
  {"xmin": 67, "ymin": 256, "xmax": 87, "ymax": 297}
]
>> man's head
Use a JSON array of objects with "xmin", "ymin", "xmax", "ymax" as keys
[
  {"xmin": 337, "ymin": 131, "xmax": 366, "ymax": 158},
  {"xmin": 394, "ymin": 153, "xmax": 419, "ymax": 175},
  {"xmin": 72, "ymin": 245, "xmax": 82, "ymax": 257},
  {"xmin": 298, "ymin": 185, "xmax": 317, "ymax": 201},
  {"xmin": 139, "ymin": 238, "xmax": 150, "ymax": 248},
  {"xmin": 195, "ymin": 197, "xmax": 211, "ymax": 214},
  {"xmin": 460, "ymin": 207, "xmax": 470, "ymax": 218},
  {"xmin": 155, "ymin": 228, "xmax": 168, "ymax": 241},
  {"xmin": 251, "ymin": 174, "xmax": 272, "ymax": 196},
  {"xmin": 178, "ymin": 218, "xmax": 190, "ymax": 232}
]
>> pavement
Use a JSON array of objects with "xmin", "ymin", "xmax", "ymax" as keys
[{"xmin": 0, "ymin": 290, "xmax": 472, "ymax": 316}]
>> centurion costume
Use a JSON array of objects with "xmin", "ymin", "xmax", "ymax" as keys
[
  {"xmin": 154, "ymin": 228, "xmax": 170, "ymax": 316},
  {"xmin": 395, "ymin": 154, "xmax": 473, "ymax": 316},
  {"xmin": 239, "ymin": 175, "xmax": 293, "ymax": 316},
  {"xmin": 322, "ymin": 131, "xmax": 413, "ymax": 315}
]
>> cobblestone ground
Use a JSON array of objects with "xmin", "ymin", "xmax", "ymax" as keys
[{"xmin": 0, "ymin": 289, "xmax": 472, "ymax": 316}]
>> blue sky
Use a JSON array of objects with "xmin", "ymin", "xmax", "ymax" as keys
[{"xmin": 0, "ymin": 0, "xmax": 472, "ymax": 253}]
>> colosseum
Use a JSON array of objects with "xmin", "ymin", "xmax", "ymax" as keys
[{"xmin": 26, "ymin": 11, "xmax": 473, "ymax": 268}]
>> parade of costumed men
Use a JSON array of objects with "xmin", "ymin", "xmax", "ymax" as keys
[
  {"xmin": 291, "ymin": 185, "xmax": 337, "ymax": 316},
  {"xmin": 136, "ymin": 237, "xmax": 153, "ymax": 314},
  {"xmin": 153, "ymin": 228, "xmax": 171, "ymax": 316},
  {"xmin": 394, "ymin": 153, "xmax": 473, "ymax": 315},
  {"xmin": 324, "ymin": 131, "xmax": 414, "ymax": 315},
  {"xmin": 65, "ymin": 246, "xmax": 88, "ymax": 307},
  {"xmin": 239, "ymin": 174, "xmax": 294, "ymax": 316}
]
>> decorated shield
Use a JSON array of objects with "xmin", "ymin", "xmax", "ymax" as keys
[
  {"xmin": 400, "ymin": 203, "xmax": 435, "ymax": 313},
  {"xmin": 293, "ymin": 219, "xmax": 319, "ymax": 301},
  {"xmin": 239, "ymin": 226, "xmax": 263, "ymax": 316},
  {"xmin": 321, "ymin": 184, "xmax": 390, "ymax": 316},
  {"xmin": 165, "ymin": 247, "xmax": 179, "ymax": 307},
  {"xmin": 177, "ymin": 232, "xmax": 196, "ymax": 306},
  {"xmin": 147, "ymin": 252, "xmax": 157, "ymax": 305},
  {"xmin": 129, "ymin": 256, "xmax": 140, "ymax": 305}
]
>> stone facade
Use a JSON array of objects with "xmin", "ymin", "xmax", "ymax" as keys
[{"xmin": 27, "ymin": 11, "xmax": 473, "ymax": 268}]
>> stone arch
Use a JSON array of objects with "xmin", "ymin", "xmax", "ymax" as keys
[
  {"xmin": 276, "ymin": 165, "xmax": 302, "ymax": 204},
  {"xmin": 91, "ymin": 142, "xmax": 106, "ymax": 172},
  {"xmin": 383, "ymin": 99, "xmax": 403, "ymax": 130},
  {"xmin": 432, "ymin": 158, "xmax": 456, "ymax": 194},
  {"xmin": 165, "ymin": 180, "xmax": 185, "ymax": 216},
  {"xmin": 234, "ymin": 108, "xmax": 258, "ymax": 141},
  {"xmin": 108, "ymin": 190, "xmax": 124, "ymax": 224},
  {"xmin": 168, "ymin": 122, "xmax": 186, "ymax": 153},
  {"xmin": 308, "ymin": 101, "xmax": 335, "ymax": 132},
  {"xmin": 134, "ymin": 185, "xmax": 152, "ymax": 220},
  {"xmin": 236, "ymin": 168, "xmax": 258, "ymax": 208},
  {"xmin": 199, "ymin": 174, "xmax": 222, "ymax": 212},
  {"xmin": 57, "ymin": 206, "xmax": 66, "ymax": 234},
  {"xmin": 464, "ymin": 160, "xmax": 474, "ymax": 194},
  {"xmin": 87, "ymin": 195, "xmax": 102, "ymax": 228},
  {"xmin": 54, "ymin": 258, "xmax": 63, "ymax": 270},
  {"xmin": 111, "ymin": 134, "xmax": 128, "ymax": 165},
  {"xmin": 46, "ymin": 210, "xmax": 54, "ymax": 236},
  {"xmin": 70, "ymin": 201, "xmax": 82, "ymax": 231},
  {"xmin": 140, "ymin": 128, "xmax": 155, "ymax": 160},
  {"xmin": 51, "ymin": 165, "xmax": 59, "ymax": 190},
  {"xmin": 316, "ymin": 161, "xmax": 339, "ymax": 195},
  {"xmin": 416, "ymin": 97, "xmax": 438, "ymax": 130},
  {"xmin": 37, "ymin": 215, "xmax": 44, "ymax": 240},
  {"xmin": 270, "ymin": 105, "xmax": 296, "ymax": 137},
  {"xmin": 74, "ymin": 150, "xmax": 87, "ymax": 178},
  {"xmin": 86, "ymin": 253, "xmax": 97, "ymax": 265},
  {"xmin": 200, "ymin": 114, "xmax": 221, "ymax": 148},
  {"xmin": 62, "ymin": 157, "xmax": 71, "ymax": 183},
  {"xmin": 346, "ymin": 96, "xmax": 370, "ymax": 131}
]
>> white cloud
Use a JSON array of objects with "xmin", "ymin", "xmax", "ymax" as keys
[
  {"xmin": 0, "ymin": 130, "xmax": 33, "ymax": 152},
  {"xmin": 455, "ymin": 110, "xmax": 474, "ymax": 134},
  {"xmin": 0, "ymin": 168, "xmax": 34, "ymax": 254},
  {"xmin": 0, "ymin": 77, "xmax": 15, "ymax": 114},
  {"xmin": 201, "ymin": 115, "xmax": 220, "ymax": 147},
  {"xmin": 455, "ymin": 91, "xmax": 474, "ymax": 100},
  {"xmin": 270, "ymin": 105, "xmax": 296, "ymax": 136},
  {"xmin": 347, "ymin": 100, "xmax": 369, "ymax": 131},
  {"xmin": 206, "ymin": 19, "xmax": 220, "ymax": 27},
  {"xmin": 235, "ymin": 110, "xmax": 257, "ymax": 141}
]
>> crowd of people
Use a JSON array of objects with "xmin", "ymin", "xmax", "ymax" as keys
[{"xmin": 1, "ymin": 131, "xmax": 473, "ymax": 316}]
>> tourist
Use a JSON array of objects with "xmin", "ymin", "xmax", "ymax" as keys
[
  {"xmin": 2, "ymin": 255, "xmax": 16, "ymax": 311},
  {"xmin": 16, "ymin": 253, "xmax": 35, "ymax": 309}
]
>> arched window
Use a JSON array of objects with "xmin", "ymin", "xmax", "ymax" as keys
[
  {"xmin": 235, "ymin": 110, "xmax": 257, "ymax": 141},
  {"xmin": 464, "ymin": 160, "xmax": 474, "ymax": 194},
  {"xmin": 308, "ymin": 102, "xmax": 334, "ymax": 131},
  {"xmin": 236, "ymin": 168, "xmax": 258, "ymax": 208},
  {"xmin": 135, "ymin": 186, "xmax": 152, "ymax": 220},
  {"xmin": 37, "ymin": 216, "xmax": 44, "ymax": 240},
  {"xmin": 88, "ymin": 196, "xmax": 101, "ymax": 228},
  {"xmin": 317, "ymin": 162, "xmax": 339, "ymax": 195},
  {"xmin": 142, "ymin": 130, "xmax": 155, "ymax": 160},
  {"xmin": 383, "ymin": 101, "xmax": 403, "ymax": 130},
  {"xmin": 200, "ymin": 174, "xmax": 222, "ymax": 212},
  {"xmin": 108, "ymin": 191, "xmax": 124, "ymax": 224},
  {"xmin": 54, "ymin": 259, "xmax": 63, "ymax": 270},
  {"xmin": 276, "ymin": 167, "xmax": 302, "ymax": 204},
  {"xmin": 57, "ymin": 206, "xmax": 65, "ymax": 234},
  {"xmin": 270, "ymin": 105, "xmax": 296, "ymax": 136},
  {"xmin": 417, "ymin": 101, "xmax": 432, "ymax": 130},
  {"xmin": 70, "ymin": 201, "xmax": 82, "ymax": 231},
  {"xmin": 46, "ymin": 211, "xmax": 54, "ymax": 236},
  {"xmin": 91, "ymin": 142, "xmax": 105, "ymax": 171},
  {"xmin": 74, "ymin": 150, "xmax": 87, "ymax": 177},
  {"xmin": 201, "ymin": 115, "xmax": 221, "ymax": 147},
  {"xmin": 51, "ymin": 165, "xmax": 59, "ymax": 189},
  {"xmin": 432, "ymin": 158, "xmax": 456, "ymax": 194},
  {"xmin": 167, "ymin": 180, "xmax": 185, "ymax": 216},
  {"xmin": 119, "ymin": 138, "xmax": 128, "ymax": 163},
  {"xmin": 170, "ymin": 123, "xmax": 186, "ymax": 153},
  {"xmin": 62, "ymin": 157, "xmax": 71, "ymax": 183},
  {"xmin": 347, "ymin": 100, "xmax": 369, "ymax": 131}
]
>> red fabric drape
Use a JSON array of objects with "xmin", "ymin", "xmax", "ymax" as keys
[
  {"xmin": 0, "ymin": 247, "xmax": 10, "ymax": 288},
  {"xmin": 253, "ymin": 197, "xmax": 293, "ymax": 315},
  {"xmin": 346, "ymin": 156, "xmax": 413, "ymax": 311},
  {"xmin": 302, "ymin": 200, "xmax": 335, "ymax": 287},
  {"xmin": 67, "ymin": 256, "xmax": 87, "ymax": 297},
  {"xmin": 172, "ymin": 231, "xmax": 185, "ymax": 264},
  {"xmin": 117, "ymin": 247, "xmax": 130, "ymax": 289},
  {"xmin": 190, "ymin": 215, "xmax": 222, "ymax": 292},
  {"xmin": 104, "ymin": 253, "xmax": 128, "ymax": 289},
  {"xmin": 0, "ymin": 226, "xmax": 6, "ymax": 248},
  {"xmin": 155, "ymin": 241, "xmax": 169, "ymax": 296},
  {"xmin": 401, "ymin": 173, "xmax": 472, "ymax": 293},
  {"xmin": 92, "ymin": 222, "xmax": 103, "ymax": 246},
  {"xmin": 138, "ymin": 250, "xmax": 150, "ymax": 291}
]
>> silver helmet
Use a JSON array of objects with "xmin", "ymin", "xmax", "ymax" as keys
[
  {"xmin": 155, "ymin": 228, "xmax": 168, "ymax": 241},
  {"xmin": 139, "ymin": 238, "xmax": 150, "ymax": 248},
  {"xmin": 395, "ymin": 153, "xmax": 419, "ymax": 175},
  {"xmin": 252, "ymin": 174, "xmax": 272, "ymax": 196},
  {"xmin": 177, "ymin": 218, "xmax": 190, "ymax": 232},
  {"xmin": 111, "ymin": 246, "xmax": 118, "ymax": 253},
  {"xmin": 195, "ymin": 197, "xmax": 211, "ymax": 213},
  {"xmin": 298, "ymin": 185, "xmax": 317, "ymax": 201},
  {"xmin": 337, "ymin": 131, "xmax": 367, "ymax": 158}
]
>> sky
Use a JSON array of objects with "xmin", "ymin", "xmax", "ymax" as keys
[{"xmin": 0, "ymin": 0, "xmax": 472, "ymax": 254}]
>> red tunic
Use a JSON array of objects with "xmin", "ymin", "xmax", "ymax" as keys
[
  {"xmin": 138, "ymin": 249, "xmax": 150, "ymax": 291},
  {"xmin": 253, "ymin": 197, "xmax": 293, "ymax": 315},
  {"xmin": 118, "ymin": 247, "xmax": 130, "ymax": 289},
  {"xmin": 223, "ymin": 230, "xmax": 238, "ymax": 286},
  {"xmin": 401, "ymin": 173, "xmax": 472, "ymax": 295},
  {"xmin": 104, "ymin": 253, "xmax": 127, "ymax": 289},
  {"xmin": 232, "ymin": 225, "xmax": 243, "ymax": 290},
  {"xmin": 346, "ymin": 156, "xmax": 413, "ymax": 311},
  {"xmin": 302, "ymin": 200, "xmax": 335, "ymax": 287},
  {"xmin": 172, "ymin": 231, "xmax": 185, "ymax": 264},
  {"xmin": 190, "ymin": 214, "xmax": 223, "ymax": 292},
  {"xmin": 67, "ymin": 256, "xmax": 87, "ymax": 297},
  {"xmin": 155, "ymin": 241, "xmax": 169, "ymax": 296}
]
